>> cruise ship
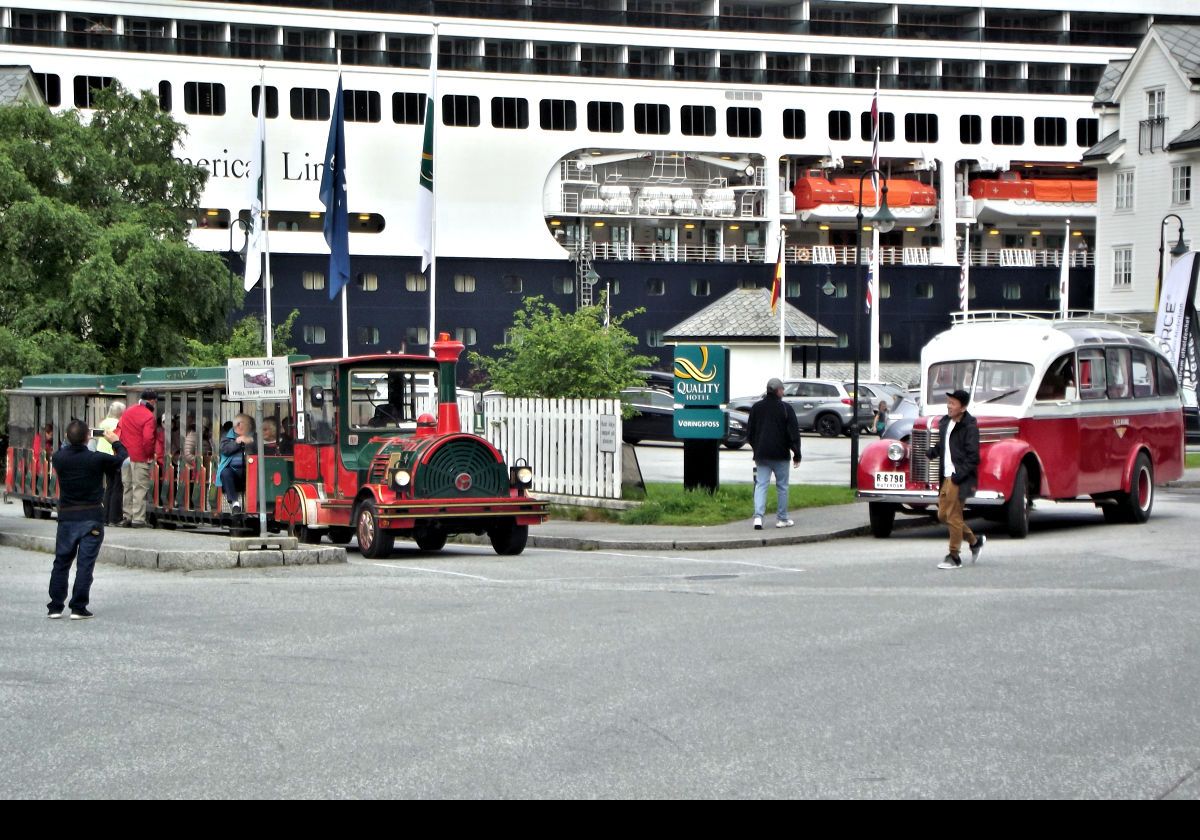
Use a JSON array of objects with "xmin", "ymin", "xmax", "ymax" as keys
[{"xmin": 4, "ymin": 0, "xmax": 1198, "ymax": 372}]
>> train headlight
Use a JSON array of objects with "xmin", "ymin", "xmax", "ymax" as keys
[
  {"xmin": 887, "ymin": 442, "xmax": 906, "ymax": 463},
  {"xmin": 510, "ymin": 459, "xmax": 534, "ymax": 486},
  {"xmin": 392, "ymin": 469, "xmax": 411, "ymax": 490}
]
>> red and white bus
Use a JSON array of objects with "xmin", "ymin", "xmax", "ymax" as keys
[{"xmin": 858, "ymin": 312, "xmax": 1186, "ymax": 538}]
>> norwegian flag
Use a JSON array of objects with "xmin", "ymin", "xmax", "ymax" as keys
[
  {"xmin": 870, "ymin": 71, "xmax": 880, "ymax": 207},
  {"xmin": 959, "ymin": 246, "xmax": 970, "ymax": 313}
]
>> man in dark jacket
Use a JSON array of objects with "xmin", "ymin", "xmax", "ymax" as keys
[
  {"xmin": 747, "ymin": 377, "xmax": 801, "ymax": 530},
  {"xmin": 928, "ymin": 389, "xmax": 986, "ymax": 569},
  {"xmin": 48, "ymin": 420, "xmax": 120, "ymax": 619}
]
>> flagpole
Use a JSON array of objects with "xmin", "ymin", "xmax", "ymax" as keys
[
  {"xmin": 779, "ymin": 228, "xmax": 787, "ymax": 378},
  {"xmin": 261, "ymin": 65, "xmax": 274, "ymax": 359},
  {"xmin": 427, "ymin": 23, "xmax": 439, "ymax": 357},
  {"xmin": 336, "ymin": 52, "xmax": 349, "ymax": 358},
  {"xmin": 1058, "ymin": 219, "xmax": 1071, "ymax": 319},
  {"xmin": 960, "ymin": 223, "xmax": 971, "ymax": 316},
  {"xmin": 868, "ymin": 67, "xmax": 881, "ymax": 383}
]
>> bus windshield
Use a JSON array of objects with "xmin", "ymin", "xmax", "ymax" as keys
[{"xmin": 927, "ymin": 361, "xmax": 1034, "ymax": 410}]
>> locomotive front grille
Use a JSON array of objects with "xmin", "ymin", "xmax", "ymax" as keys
[
  {"xmin": 419, "ymin": 439, "xmax": 507, "ymax": 498},
  {"xmin": 910, "ymin": 428, "xmax": 941, "ymax": 486}
]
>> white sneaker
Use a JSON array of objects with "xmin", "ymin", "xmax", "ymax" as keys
[
  {"xmin": 753, "ymin": 516, "xmax": 763, "ymax": 530},
  {"xmin": 231, "ymin": 501, "xmax": 243, "ymax": 514},
  {"xmin": 776, "ymin": 519, "xmax": 795, "ymax": 529},
  {"xmin": 969, "ymin": 535, "xmax": 986, "ymax": 563}
]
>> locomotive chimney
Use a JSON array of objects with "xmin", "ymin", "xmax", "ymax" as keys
[{"xmin": 430, "ymin": 332, "xmax": 464, "ymax": 433}]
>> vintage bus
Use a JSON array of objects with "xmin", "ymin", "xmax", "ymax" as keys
[
  {"xmin": 5, "ymin": 335, "xmax": 547, "ymax": 555},
  {"xmin": 857, "ymin": 312, "xmax": 1186, "ymax": 538}
]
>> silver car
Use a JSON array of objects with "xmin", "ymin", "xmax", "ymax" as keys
[{"xmin": 730, "ymin": 379, "xmax": 872, "ymax": 437}]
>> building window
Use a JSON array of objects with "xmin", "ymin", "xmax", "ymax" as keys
[
  {"xmin": 32, "ymin": 73, "xmax": 61, "ymax": 107},
  {"xmin": 914, "ymin": 282, "xmax": 934, "ymax": 299},
  {"xmin": 454, "ymin": 327, "xmax": 478, "ymax": 346},
  {"xmin": 183, "ymin": 82, "xmax": 227, "ymax": 116},
  {"xmin": 635, "ymin": 103, "xmax": 669, "ymax": 135},
  {"xmin": 302, "ymin": 271, "xmax": 326, "ymax": 291},
  {"xmin": 691, "ymin": 279, "xmax": 711, "ymax": 297},
  {"xmin": 608, "ymin": 279, "xmax": 621, "ymax": 295},
  {"xmin": 358, "ymin": 273, "xmax": 379, "ymax": 292},
  {"xmin": 1002, "ymin": 283, "xmax": 1021, "ymax": 300},
  {"xmin": 157, "ymin": 81, "xmax": 172, "ymax": 112},
  {"xmin": 1034, "ymin": 117, "xmax": 1067, "ymax": 146},
  {"xmin": 344, "ymin": 89, "xmax": 381, "ymax": 123},
  {"xmin": 881, "ymin": 333, "xmax": 893, "ymax": 349},
  {"xmin": 587, "ymin": 101, "xmax": 624, "ymax": 133},
  {"xmin": 290, "ymin": 87, "xmax": 330, "ymax": 121},
  {"xmin": 991, "ymin": 115, "xmax": 1024, "ymax": 146},
  {"xmin": 503, "ymin": 275, "xmax": 524, "ymax": 293},
  {"xmin": 860, "ymin": 111, "xmax": 895, "ymax": 142},
  {"xmin": 491, "ymin": 96, "xmax": 529, "ymax": 129},
  {"xmin": 252, "ymin": 85, "xmax": 278, "ymax": 118},
  {"xmin": 726, "ymin": 107, "xmax": 761, "ymax": 138},
  {"xmin": 904, "ymin": 113, "xmax": 938, "ymax": 143},
  {"xmin": 646, "ymin": 330, "xmax": 665, "ymax": 348},
  {"xmin": 680, "ymin": 105, "xmax": 716, "ymax": 137},
  {"xmin": 1172, "ymin": 165, "xmax": 1192, "ymax": 206},
  {"xmin": 405, "ymin": 273, "xmax": 427, "ymax": 292},
  {"xmin": 829, "ymin": 110, "xmax": 851, "ymax": 141},
  {"xmin": 539, "ymin": 99, "xmax": 576, "ymax": 131},
  {"xmin": 1046, "ymin": 283, "xmax": 1060, "ymax": 301},
  {"xmin": 1076, "ymin": 117, "xmax": 1098, "ymax": 148},
  {"xmin": 555, "ymin": 276, "xmax": 574, "ymax": 294},
  {"xmin": 357, "ymin": 326, "xmax": 381, "ymax": 346},
  {"xmin": 1147, "ymin": 89, "xmax": 1166, "ymax": 120},
  {"xmin": 303, "ymin": 325, "xmax": 327, "ymax": 345},
  {"xmin": 405, "ymin": 327, "xmax": 429, "ymax": 345},
  {"xmin": 442, "ymin": 95, "xmax": 480, "ymax": 127},
  {"xmin": 880, "ymin": 281, "xmax": 892, "ymax": 299},
  {"xmin": 782, "ymin": 109, "xmax": 806, "ymax": 140},
  {"xmin": 454, "ymin": 274, "xmax": 476, "ymax": 293},
  {"xmin": 837, "ymin": 333, "xmax": 849, "ymax": 349},
  {"xmin": 393, "ymin": 92, "xmax": 426, "ymax": 125},
  {"xmin": 73, "ymin": 76, "xmax": 114, "ymax": 109},
  {"xmin": 646, "ymin": 278, "xmax": 666, "ymax": 296},
  {"xmin": 960, "ymin": 114, "xmax": 982, "ymax": 145},
  {"xmin": 1112, "ymin": 247, "xmax": 1133, "ymax": 288},
  {"xmin": 1115, "ymin": 171, "xmax": 1135, "ymax": 212}
]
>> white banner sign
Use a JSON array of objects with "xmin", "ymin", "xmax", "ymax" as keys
[
  {"xmin": 1154, "ymin": 252, "xmax": 1199, "ymax": 376},
  {"xmin": 226, "ymin": 357, "xmax": 291, "ymax": 401}
]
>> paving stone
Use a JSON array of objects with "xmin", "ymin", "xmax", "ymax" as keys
[
  {"xmin": 230, "ymin": 536, "xmax": 298, "ymax": 551},
  {"xmin": 238, "ymin": 549, "xmax": 284, "ymax": 568},
  {"xmin": 283, "ymin": 549, "xmax": 322, "ymax": 566},
  {"xmin": 159, "ymin": 551, "xmax": 238, "ymax": 571},
  {"xmin": 116, "ymin": 547, "xmax": 159, "ymax": 570},
  {"xmin": 317, "ymin": 547, "xmax": 347, "ymax": 565}
]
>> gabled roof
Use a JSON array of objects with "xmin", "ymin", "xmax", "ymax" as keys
[
  {"xmin": 1082, "ymin": 130, "xmax": 1124, "ymax": 163},
  {"xmin": 0, "ymin": 65, "xmax": 44, "ymax": 106},
  {"xmin": 1093, "ymin": 60, "xmax": 1129, "ymax": 106},
  {"xmin": 1169, "ymin": 119, "xmax": 1200, "ymax": 151},
  {"xmin": 1156, "ymin": 24, "xmax": 1200, "ymax": 81},
  {"xmin": 664, "ymin": 288, "xmax": 837, "ymax": 344}
]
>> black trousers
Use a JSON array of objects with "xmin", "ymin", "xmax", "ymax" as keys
[{"xmin": 103, "ymin": 471, "xmax": 124, "ymax": 524}]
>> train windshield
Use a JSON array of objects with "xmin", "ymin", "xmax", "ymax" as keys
[
  {"xmin": 348, "ymin": 369, "xmax": 430, "ymax": 430},
  {"xmin": 927, "ymin": 360, "xmax": 1034, "ymax": 411}
]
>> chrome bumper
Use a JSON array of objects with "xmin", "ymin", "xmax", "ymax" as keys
[{"xmin": 857, "ymin": 489, "xmax": 1008, "ymax": 506}]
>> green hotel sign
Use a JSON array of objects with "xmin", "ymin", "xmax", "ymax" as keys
[
  {"xmin": 672, "ymin": 345, "xmax": 729, "ymax": 407},
  {"xmin": 673, "ymin": 407, "xmax": 728, "ymax": 440}
]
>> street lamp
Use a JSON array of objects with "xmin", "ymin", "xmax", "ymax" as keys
[
  {"xmin": 1158, "ymin": 214, "xmax": 1189, "ymax": 306},
  {"xmin": 814, "ymin": 268, "xmax": 836, "ymax": 377},
  {"xmin": 227, "ymin": 217, "xmax": 251, "ymax": 335},
  {"xmin": 851, "ymin": 169, "xmax": 896, "ymax": 489}
]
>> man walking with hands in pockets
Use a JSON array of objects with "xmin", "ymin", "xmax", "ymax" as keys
[
  {"xmin": 748, "ymin": 377, "xmax": 801, "ymax": 530},
  {"xmin": 930, "ymin": 389, "xmax": 986, "ymax": 569}
]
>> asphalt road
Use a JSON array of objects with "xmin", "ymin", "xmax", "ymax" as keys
[{"xmin": 2, "ymin": 490, "xmax": 1200, "ymax": 799}]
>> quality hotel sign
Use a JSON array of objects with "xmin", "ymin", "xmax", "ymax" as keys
[{"xmin": 672, "ymin": 345, "xmax": 729, "ymax": 407}]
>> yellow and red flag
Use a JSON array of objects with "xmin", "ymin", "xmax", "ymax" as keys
[{"xmin": 770, "ymin": 238, "xmax": 783, "ymax": 314}]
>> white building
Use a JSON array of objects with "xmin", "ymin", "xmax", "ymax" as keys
[{"xmin": 1086, "ymin": 25, "xmax": 1200, "ymax": 321}]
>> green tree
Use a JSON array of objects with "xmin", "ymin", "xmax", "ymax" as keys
[
  {"xmin": 469, "ymin": 295, "xmax": 653, "ymax": 398},
  {"xmin": 0, "ymin": 84, "xmax": 236, "ymax": 396},
  {"xmin": 184, "ymin": 310, "xmax": 300, "ymax": 367}
]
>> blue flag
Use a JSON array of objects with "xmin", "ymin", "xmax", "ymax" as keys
[{"xmin": 320, "ymin": 75, "xmax": 350, "ymax": 300}]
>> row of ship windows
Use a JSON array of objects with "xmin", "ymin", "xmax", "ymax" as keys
[{"xmin": 42, "ymin": 73, "xmax": 1100, "ymax": 148}]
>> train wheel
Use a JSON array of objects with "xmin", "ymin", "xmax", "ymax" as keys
[
  {"xmin": 328, "ymin": 527, "xmax": 355, "ymax": 545},
  {"xmin": 22, "ymin": 500, "xmax": 34, "ymax": 519},
  {"xmin": 355, "ymin": 499, "xmax": 395, "ymax": 559},
  {"xmin": 414, "ymin": 525, "xmax": 447, "ymax": 552},
  {"xmin": 488, "ymin": 519, "xmax": 528, "ymax": 556}
]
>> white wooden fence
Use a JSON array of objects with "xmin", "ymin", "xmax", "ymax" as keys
[{"xmin": 481, "ymin": 397, "xmax": 623, "ymax": 499}]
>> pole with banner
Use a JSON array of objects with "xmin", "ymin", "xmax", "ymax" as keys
[
  {"xmin": 226, "ymin": 357, "xmax": 291, "ymax": 534},
  {"xmin": 1155, "ymin": 251, "xmax": 1200, "ymax": 394}
]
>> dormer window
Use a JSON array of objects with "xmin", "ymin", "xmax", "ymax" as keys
[{"xmin": 1147, "ymin": 89, "xmax": 1165, "ymax": 120}]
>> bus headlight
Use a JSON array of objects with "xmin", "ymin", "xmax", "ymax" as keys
[
  {"xmin": 887, "ymin": 442, "xmax": 906, "ymax": 462},
  {"xmin": 392, "ymin": 469, "xmax": 411, "ymax": 490}
]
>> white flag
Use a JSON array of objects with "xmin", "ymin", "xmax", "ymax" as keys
[{"xmin": 244, "ymin": 77, "xmax": 267, "ymax": 291}]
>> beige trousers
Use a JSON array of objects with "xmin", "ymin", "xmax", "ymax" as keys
[
  {"xmin": 937, "ymin": 479, "xmax": 976, "ymax": 558},
  {"xmin": 122, "ymin": 460, "xmax": 151, "ymax": 525}
]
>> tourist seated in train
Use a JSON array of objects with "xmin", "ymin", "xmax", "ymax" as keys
[
  {"xmin": 261, "ymin": 418, "xmax": 282, "ymax": 456},
  {"xmin": 278, "ymin": 416, "xmax": 294, "ymax": 454},
  {"xmin": 217, "ymin": 414, "xmax": 256, "ymax": 514},
  {"xmin": 35, "ymin": 422, "xmax": 56, "ymax": 459}
]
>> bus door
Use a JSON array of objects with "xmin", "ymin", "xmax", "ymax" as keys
[
  {"xmin": 294, "ymin": 367, "xmax": 338, "ymax": 495},
  {"xmin": 1102, "ymin": 347, "xmax": 1136, "ymax": 488},
  {"xmin": 1076, "ymin": 348, "xmax": 1114, "ymax": 494},
  {"xmin": 1029, "ymin": 352, "xmax": 1080, "ymax": 497}
]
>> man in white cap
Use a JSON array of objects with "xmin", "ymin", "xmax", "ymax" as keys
[{"xmin": 747, "ymin": 377, "xmax": 801, "ymax": 530}]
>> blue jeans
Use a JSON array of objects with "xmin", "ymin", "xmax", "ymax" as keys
[
  {"xmin": 754, "ymin": 460, "xmax": 791, "ymax": 520},
  {"xmin": 220, "ymin": 464, "xmax": 245, "ymax": 504},
  {"xmin": 48, "ymin": 518, "xmax": 104, "ymax": 612}
]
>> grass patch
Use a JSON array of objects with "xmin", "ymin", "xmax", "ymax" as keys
[
  {"xmin": 618, "ymin": 482, "xmax": 855, "ymax": 527},
  {"xmin": 1187, "ymin": 453, "xmax": 1200, "ymax": 469}
]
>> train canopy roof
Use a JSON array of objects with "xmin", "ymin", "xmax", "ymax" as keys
[{"xmin": 7, "ymin": 373, "xmax": 139, "ymax": 396}]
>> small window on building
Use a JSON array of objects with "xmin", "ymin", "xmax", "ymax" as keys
[
  {"xmin": 405, "ymin": 273, "xmax": 427, "ymax": 292},
  {"xmin": 1046, "ymin": 283, "xmax": 1060, "ymax": 301},
  {"xmin": 184, "ymin": 82, "xmax": 227, "ymax": 115},
  {"xmin": 880, "ymin": 281, "xmax": 892, "ymax": 299},
  {"xmin": 1076, "ymin": 117, "xmax": 1098, "ymax": 148},
  {"xmin": 503, "ymin": 275, "xmax": 523, "ymax": 293},
  {"xmin": 491, "ymin": 96, "xmax": 529, "ymax": 129},
  {"xmin": 646, "ymin": 278, "xmax": 666, "ymax": 296},
  {"xmin": 783, "ymin": 108, "xmax": 806, "ymax": 140},
  {"xmin": 357, "ymin": 326, "xmax": 381, "ymax": 346},
  {"xmin": 1115, "ymin": 171, "xmax": 1135, "ymax": 212},
  {"xmin": 1034, "ymin": 116, "xmax": 1067, "ymax": 146},
  {"xmin": 608, "ymin": 279, "xmax": 621, "ymax": 295},
  {"xmin": 904, "ymin": 113, "xmax": 938, "ymax": 143},
  {"xmin": 991, "ymin": 115, "xmax": 1024, "ymax": 145},
  {"xmin": 587, "ymin": 100, "xmax": 624, "ymax": 133},
  {"xmin": 454, "ymin": 274, "xmax": 476, "ymax": 293},
  {"xmin": 960, "ymin": 114, "xmax": 982, "ymax": 145},
  {"xmin": 1172, "ymin": 165, "xmax": 1192, "ymax": 206},
  {"xmin": 881, "ymin": 333, "xmax": 893, "ymax": 349},
  {"xmin": 290, "ymin": 87, "xmax": 330, "ymax": 121},
  {"xmin": 914, "ymin": 282, "xmax": 934, "ymax": 299},
  {"xmin": 860, "ymin": 111, "xmax": 895, "ymax": 141},
  {"xmin": 73, "ymin": 75, "xmax": 114, "ymax": 109},
  {"xmin": 455, "ymin": 327, "xmax": 478, "ymax": 346},
  {"xmin": 646, "ymin": 330, "xmax": 665, "ymax": 348},
  {"xmin": 829, "ymin": 110, "xmax": 851, "ymax": 141},
  {"xmin": 33, "ymin": 73, "xmax": 61, "ymax": 107},
  {"xmin": 442, "ymin": 94, "xmax": 480, "ymax": 127},
  {"xmin": 157, "ymin": 80, "xmax": 172, "ymax": 112},
  {"xmin": 786, "ymin": 280, "xmax": 801, "ymax": 298},
  {"xmin": 539, "ymin": 99, "xmax": 575, "ymax": 131},
  {"xmin": 1002, "ymin": 282, "xmax": 1021, "ymax": 300},
  {"xmin": 555, "ymin": 276, "xmax": 574, "ymax": 294},
  {"xmin": 252, "ymin": 85, "xmax": 278, "ymax": 118},
  {"xmin": 726, "ymin": 107, "xmax": 761, "ymax": 138},
  {"xmin": 405, "ymin": 327, "xmax": 429, "ymax": 345},
  {"xmin": 392, "ymin": 92, "xmax": 426, "ymax": 125},
  {"xmin": 303, "ymin": 325, "xmax": 327, "ymax": 344},
  {"xmin": 1112, "ymin": 246, "xmax": 1132, "ymax": 288},
  {"xmin": 358, "ymin": 273, "xmax": 379, "ymax": 292},
  {"xmin": 691, "ymin": 279, "xmax": 711, "ymax": 297},
  {"xmin": 837, "ymin": 333, "xmax": 849, "ymax": 349},
  {"xmin": 835, "ymin": 282, "xmax": 849, "ymax": 299},
  {"xmin": 681, "ymin": 105, "xmax": 716, "ymax": 137},
  {"xmin": 344, "ymin": 89, "xmax": 381, "ymax": 123},
  {"xmin": 303, "ymin": 271, "xmax": 326, "ymax": 291},
  {"xmin": 635, "ymin": 103, "xmax": 669, "ymax": 135}
]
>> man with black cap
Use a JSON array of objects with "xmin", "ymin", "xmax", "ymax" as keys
[
  {"xmin": 748, "ymin": 377, "xmax": 801, "ymax": 530},
  {"xmin": 117, "ymin": 390, "xmax": 158, "ymax": 528},
  {"xmin": 928, "ymin": 389, "xmax": 986, "ymax": 569}
]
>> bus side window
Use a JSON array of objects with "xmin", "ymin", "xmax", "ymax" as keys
[
  {"xmin": 1078, "ymin": 349, "xmax": 1108, "ymax": 400},
  {"xmin": 305, "ymin": 369, "xmax": 336, "ymax": 445},
  {"xmin": 1130, "ymin": 350, "xmax": 1156, "ymax": 398},
  {"xmin": 1036, "ymin": 353, "xmax": 1075, "ymax": 401},
  {"xmin": 1106, "ymin": 348, "xmax": 1132, "ymax": 400},
  {"xmin": 1157, "ymin": 357, "xmax": 1179, "ymax": 397}
]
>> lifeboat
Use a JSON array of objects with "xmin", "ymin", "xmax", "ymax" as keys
[
  {"xmin": 793, "ymin": 174, "xmax": 938, "ymax": 225},
  {"xmin": 967, "ymin": 172, "xmax": 1097, "ymax": 222}
]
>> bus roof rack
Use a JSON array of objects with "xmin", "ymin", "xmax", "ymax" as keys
[{"xmin": 949, "ymin": 310, "xmax": 1143, "ymax": 329}]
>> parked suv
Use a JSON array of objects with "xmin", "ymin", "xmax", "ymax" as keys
[{"xmin": 729, "ymin": 379, "xmax": 872, "ymax": 437}]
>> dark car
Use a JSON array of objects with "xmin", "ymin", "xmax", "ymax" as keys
[{"xmin": 620, "ymin": 388, "xmax": 748, "ymax": 449}]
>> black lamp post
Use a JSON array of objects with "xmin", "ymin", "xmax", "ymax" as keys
[
  {"xmin": 227, "ymin": 217, "xmax": 251, "ymax": 335},
  {"xmin": 851, "ymin": 169, "xmax": 896, "ymax": 489},
  {"xmin": 1158, "ymin": 213, "xmax": 1188, "ymax": 306},
  {"xmin": 814, "ymin": 268, "xmax": 836, "ymax": 377}
]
